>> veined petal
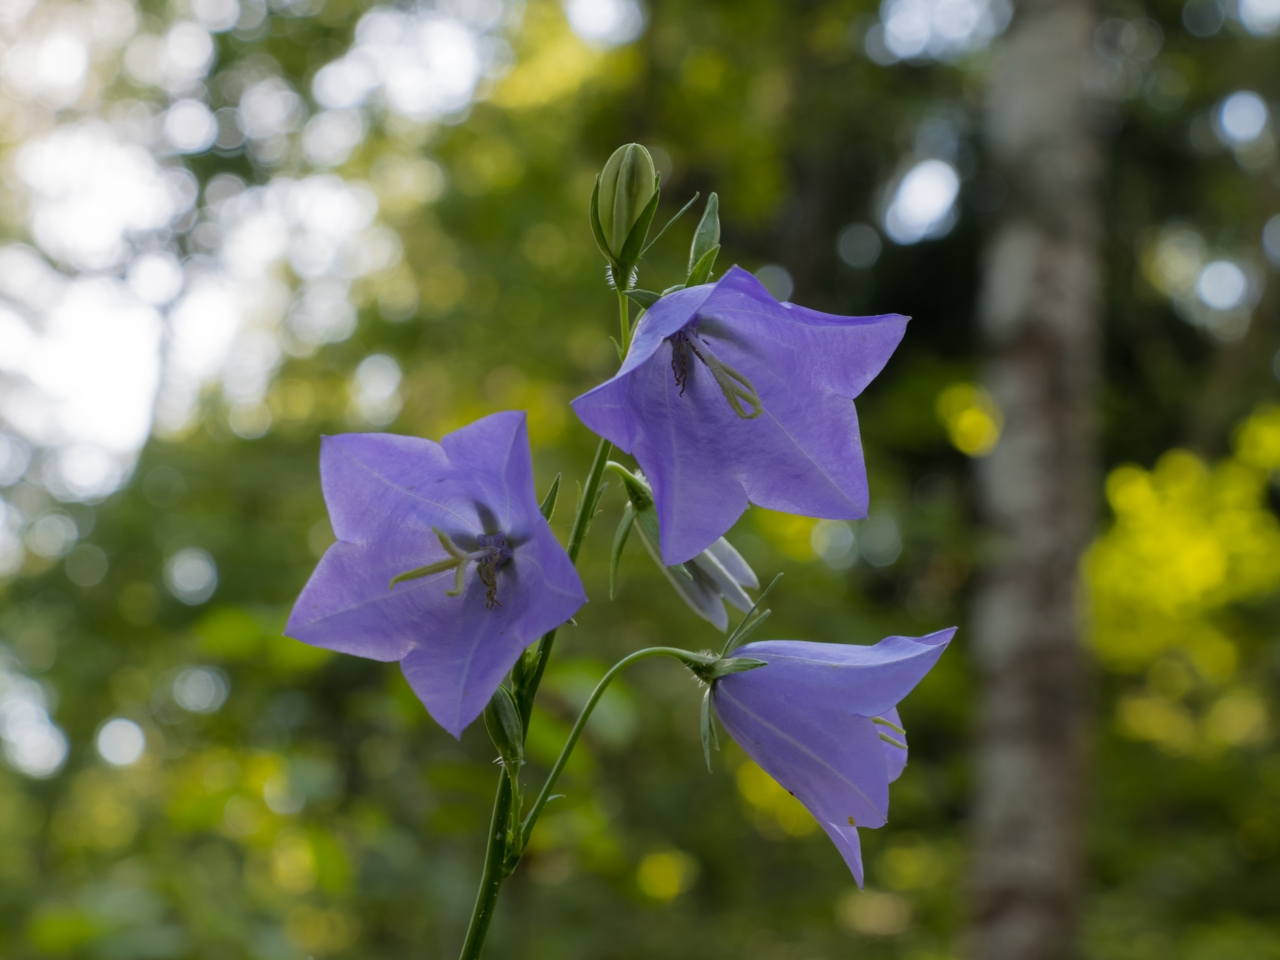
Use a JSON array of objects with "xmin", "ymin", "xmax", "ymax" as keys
[
  {"xmin": 571, "ymin": 266, "xmax": 908, "ymax": 566},
  {"xmin": 320, "ymin": 432, "xmax": 471, "ymax": 543},
  {"xmin": 286, "ymin": 411, "xmax": 586, "ymax": 738},
  {"xmin": 697, "ymin": 267, "xmax": 907, "ymax": 401},
  {"xmin": 571, "ymin": 285, "xmax": 714, "ymax": 452},
  {"xmin": 285, "ymin": 535, "xmax": 446, "ymax": 662},
  {"xmin": 399, "ymin": 543, "xmax": 583, "ymax": 738},
  {"xmin": 730, "ymin": 629, "xmax": 954, "ymax": 720},
  {"xmin": 711, "ymin": 628, "xmax": 952, "ymax": 885},
  {"xmin": 715, "ymin": 682, "xmax": 890, "ymax": 828}
]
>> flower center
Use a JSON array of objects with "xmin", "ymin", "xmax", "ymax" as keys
[
  {"xmin": 669, "ymin": 329, "xmax": 763, "ymax": 420},
  {"xmin": 473, "ymin": 533, "xmax": 513, "ymax": 609},
  {"xmin": 390, "ymin": 528, "xmax": 513, "ymax": 609}
]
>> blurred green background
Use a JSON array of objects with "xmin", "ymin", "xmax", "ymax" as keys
[{"xmin": 0, "ymin": 0, "xmax": 1279, "ymax": 957}]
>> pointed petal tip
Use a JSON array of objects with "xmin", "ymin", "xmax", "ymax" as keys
[{"xmin": 921, "ymin": 626, "xmax": 958, "ymax": 647}]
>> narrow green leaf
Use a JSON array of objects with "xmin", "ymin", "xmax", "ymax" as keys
[
  {"xmin": 588, "ymin": 480, "xmax": 608, "ymax": 520},
  {"xmin": 689, "ymin": 192, "xmax": 720, "ymax": 274},
  {"xmin": 610, "ymin": 502, "xmax": 637, "ymax": 600},
  {"xmin": 642, "ymin": 191, "xmax": 700, "ymax": 257},
  {"xmin": 722, "ymin": 573, "xmax": 784, "ymax": 656},
  {"xmin": 700, "ymin": 687, "xmax": 716, "ymax": 772},
  {"xmin": 625, "ymin": 288, "xmax": 662, "ymax": 309},
  {"xmin": 632, "ymin": 504, "xmax": 692, "ymax": 579},
  {"xmin": 686, "ymin": 243, "xmax": 720, "ymax": 288},
  {"xmin": 609, "ymin": 335, "xmax": 624, "ymax": 361},
  {"xmin": 539, "ymin": 473, "xmax": 561, "ymax": 522}
]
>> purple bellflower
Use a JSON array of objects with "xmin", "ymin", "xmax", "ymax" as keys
[
  {"xmin": 712, "ymin": 627, "xmax": 954, "ymax": 885},
  {"xmin": 571, "ymin": 266, "xmax": 907, "ymax": 566},
  {"xmin": 285, "ymin": 411, "xmax": 587, "ymax": 738}
]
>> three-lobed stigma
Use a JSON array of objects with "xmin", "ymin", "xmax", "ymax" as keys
[
  {"xmin": 390, "ymin": 528, "xmax": 514, "ymax": 610},
  {"xmin": 668, "ymin": 327, "xmax": 763, "ymax": 419}
]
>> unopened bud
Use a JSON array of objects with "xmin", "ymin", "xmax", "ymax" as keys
[
  {"xmin": 596, "ymin": 143, "xmax": 658, "ymax": 260},
  {"xmin": 483, "ymin": 686, "xmax": 524, "ymax": 772}
]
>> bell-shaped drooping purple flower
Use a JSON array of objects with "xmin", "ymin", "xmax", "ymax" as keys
[
  {"xmin": 571, "ymin": 266, "xmax": 908, "ymax": 565},
  {"xmin": 285, "ymin": 411, "xmax": 587, "ymax": 738},
  {"xmin": 712, "ymin": 627, "xmax": 954, "ymax": 885}
]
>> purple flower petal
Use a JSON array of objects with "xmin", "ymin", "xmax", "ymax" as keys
[
  {"xmin": 573, "ymin": 267, "xmax": 907, "ymax": 564},
  {"xmin": 286, "ymin": 411, "xmax": 587, "ymax": 738},
  {"xmin": 713, "ymin": 628, "xmax": 953, "ymax": 885}
]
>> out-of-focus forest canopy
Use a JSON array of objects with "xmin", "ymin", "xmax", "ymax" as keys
[{"xmin": 0, "ymin": 0, "xmax": 1277, "ymax": 957}]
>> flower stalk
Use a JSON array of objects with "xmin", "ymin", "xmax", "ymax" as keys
[{"xmin": 457, "ymin": 278, "xmax": 629, "ymax": 960}]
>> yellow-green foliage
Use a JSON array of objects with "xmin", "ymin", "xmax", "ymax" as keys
[{"xmin": 1087, "ymin": 405, "xmax": 1280, "ymax": 755}]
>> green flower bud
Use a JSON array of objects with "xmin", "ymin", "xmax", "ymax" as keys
[{"xmin": 596, "ymin": 143, "xmax": 658, "ymax": 260}]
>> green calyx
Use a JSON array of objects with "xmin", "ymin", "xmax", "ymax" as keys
[
  {"xmin": 483, "ymin": 685, "xmax": 525, "ymax": 774},
  {"xmin": 686, "ymin": 655, "xmax": 767, "ymax": 685}
]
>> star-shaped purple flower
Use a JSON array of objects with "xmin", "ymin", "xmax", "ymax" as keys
[
  {"xmin": 712, "ymin": 627, "xmax": 954, "ymax": 885},
  {"xmin": 571, "ymin": 266, "xmax": 907, "ymax": 565},
  {"xmin": 285, "ymin": 411, "xmax": 587, "ymax": 738}
]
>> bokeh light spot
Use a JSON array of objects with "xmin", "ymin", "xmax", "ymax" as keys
[{"xmin": 96, "ymin": 717, "xmax": 146, "ymax": 766}]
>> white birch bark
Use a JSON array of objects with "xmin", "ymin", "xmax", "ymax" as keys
[{"xmin": 968, "ymin": 0, "xmax": 1102, "ymax": 955}]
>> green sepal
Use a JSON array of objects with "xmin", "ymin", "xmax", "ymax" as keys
[
  {"xmin": 588, "ymin": 176, "xmax": 611, "ymax": 262},
  {"xmin": 635, "ymin": 506, "xmax": 692, "ymax": 580},
  {"xmin": 604, "ymin": 460, "xmax": 653, "ymax": 509},
  {"xmin": 721, "ymin": 572, "xmax": 783, "ymax": 656},
  {"xmin": 604, "ymin": 462, "xmax": 695, "ymax": 581},
  {"xmin": 706, "ymin": 656, "xmax": 767, "ymax": 679},
  {"xmin": 662, "ymin": 283, "xmax": 687, "ymax": 296},
  {"xmin": 625, "ymin": 288, "xmax": 663, "ymax": 310},
  {"xmin": 686, "ymin": 243, "xmax": 720, "ymax": 288},
  {"xmin": 616, "ymin": 176, "xmax": 662, "ymax": 271},
  {"xmin": 610, "ymin": 501, "xmax": 637, "ymax": 600},
  {"xmin": 700, "ymin": 687, "xmax": 719, "ymax": 772},
  {"xmin": 539, "ymin": 473, "xmax": 561, "ymax": 522},
  {"xmin": 642, "ymin": 191, "xmax": 701, "ymax": 257},
  {"xmin": 483, "ymin": 685, "xmax": 525, "ymax": 771},
  {"xmin": 687, "ymin": 654, "xmax": 767, "ymax": 686},
  {"xmin": 689, "ymin": 192, "xmax": 720, "ymax": 274},
  {"xmin": 609, "ymin": 335, "xmax": 624, "ymax": 362}
]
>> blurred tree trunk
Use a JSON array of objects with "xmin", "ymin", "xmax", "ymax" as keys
[{"xmin": 968, "ymin": 0, "xmax": 1102, "ymax": 956}]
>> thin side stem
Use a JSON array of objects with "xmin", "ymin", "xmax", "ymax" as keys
[
  {"xmin": 521, "ymin": 646, "xmax": 704, "ymax": 846},
  {"xmin": 457, "ymin": 771, "xmax": 513, "ymax": 960}
]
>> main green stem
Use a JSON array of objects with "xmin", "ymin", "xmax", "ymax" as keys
[
  {"xmin": 457, "ymin": 771, "xmax": 513, "ymax": 960},
  {"xmin": 457, "ymin": 290, "xmax": 631, "ymax": 960}
]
